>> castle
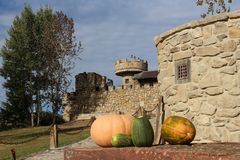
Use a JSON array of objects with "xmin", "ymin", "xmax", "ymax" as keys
[
  {"xmin": 63, "ymin": 57, "xmax": 159, "ymax": 121},
  {"xmin": 64, "ymin": 11, "xmax": 240, "ymax": 143}
]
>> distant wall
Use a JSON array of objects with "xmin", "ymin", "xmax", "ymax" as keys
[
  {"xmin": 96, "ymin": 83, "xmax": 159, "ymax": 113},
  {"xmin": 154, "ymin": 11, "xmax": 240, "ymax": 142},
  {"xmin": 63, "ymin": 83, "xmax": 160, "ymax": 121}
]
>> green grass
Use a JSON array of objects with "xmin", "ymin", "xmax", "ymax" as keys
[{"xmin": 0, "ymin": 120, "xmax": 91, "ymax": 160}]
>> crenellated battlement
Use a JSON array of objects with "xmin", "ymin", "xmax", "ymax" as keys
[{"xmin": 108, "ymin": 83, "xmax": 159, "ymax": 91}]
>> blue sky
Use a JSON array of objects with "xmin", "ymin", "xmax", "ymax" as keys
[{"xmin": 0, "ymin": 0, "xmax": 240, "ymax": 102}]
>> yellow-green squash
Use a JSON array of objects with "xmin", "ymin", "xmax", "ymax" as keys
[{"xmin": 161, "ymin": 116, "xmax": 196, "ymax": 145}]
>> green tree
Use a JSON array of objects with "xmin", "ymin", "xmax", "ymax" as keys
[
  {"xmin": 196, "ymin": 0, "xmax": 232, "ymax": 18},
  {"xmin": 33, "ymin": 7, "xmax": 54, "ymax": 126},
  {"xmin": 0, "ymin": 5, "xmax": 81, "ymax": 128},
  {"xmin": 0, "ymin": 5, "xmax": 36, "ymax": 128}
]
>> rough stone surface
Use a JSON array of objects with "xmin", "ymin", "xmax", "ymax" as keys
[
  {"xmin": 229, "ymin": 26, "xmax": 240, "ymax": 38},
  {"xmin": 155, "ymin": 10, "xmax": 240, "ymax": 143},
  {"xmin": 64, "ymin": 143, "xmax": 240, "ymax": 160},
  {"xmin": 211, "ymin": 58, "xmax": 228, "ymax": 68},
  {"xmin": 173, "ymin": 51, "xmax": 192, "ymax": 60},
  {"xmin": 222, "ymin": 40, "xmax": 237, "ymax": 52},
  {"xmin": 194, "ymin": 46, "xmax": 221, "ymax": 57},
  {"xmin": 63, "ymin": 71, "xmax": 159, "ymax": 121}
]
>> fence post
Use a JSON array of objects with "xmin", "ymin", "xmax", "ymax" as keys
[
  {"xmin": 11, "ymin": 148, "xmax": 16, "ymax": 160},
  {"xmin": 154, "ymin": 96, "xmax": 164, "ymax": 145},
  {"xmin": 50, "ymin": 124, "xmax": 58, "ymax": 149}
]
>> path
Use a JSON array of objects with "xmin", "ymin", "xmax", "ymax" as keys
[{"xmin": 25, "ymin": 137, "xmax": 98, "ymax": 160}]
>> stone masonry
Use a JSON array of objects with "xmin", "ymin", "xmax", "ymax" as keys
[
  {"xmin": 154, "ymin": 10, "xmax": 240, "ymax": 142},
  {"xmin": 63, "ymin": 58, "xmax": 159, "ymax": 121}
]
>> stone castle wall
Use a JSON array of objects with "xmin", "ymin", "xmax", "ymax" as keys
[
  {"xmin": 95, "ymin": 83, "xmax": 160, "ymax": 113},
  {"xmin": 154, "ymin": 11, "xmax": 240, "ymax": 142},
  {"xmin": 63, "ymin": 82, "xmax": 159, "ymax": 121}
]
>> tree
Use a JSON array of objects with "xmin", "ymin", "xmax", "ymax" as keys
[
  {"xmin": 41, "ymin": 11, "xmax": 82, "ymax": 124},
  {"xmin": 0, "ymin": 5, "xmax": 36, "ymax": 127},
  {"xmin": 0, "ymin": 5, "xmax": 81, "ymax": 128},
  {"xmin": 196, "ymin": 0, "xmax": 232, "ymax": 18},
  {"xmin": 33, "ymin": 7, "xmax": 54, "ymax": 126}
]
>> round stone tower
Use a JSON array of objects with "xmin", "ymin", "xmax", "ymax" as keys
[{"xmin": 115, "ymin": 58, "xmax": 148, "ymax": 86}]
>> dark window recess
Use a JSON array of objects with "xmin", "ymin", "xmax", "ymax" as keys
[
  {"xmin": 125, "ymin": 79, "xmax": 129, "ymax": 84},
  {"xmin": 95, "ymin": 86, "xmax": 100, "ymax": 91},
  {"xmin": 175, "ymin": 59, "xmax": 191, "ymax": 84}
]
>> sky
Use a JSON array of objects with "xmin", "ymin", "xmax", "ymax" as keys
[{"xmin": 0, "ymin": 0, "xmax": 240, "ymax": 102}]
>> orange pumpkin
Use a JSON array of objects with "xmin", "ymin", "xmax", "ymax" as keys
[{"xmin": 90, "ymin": 114, "xmax": 132, "ymax": 147}]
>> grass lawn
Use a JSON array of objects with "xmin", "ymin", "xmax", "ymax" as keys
[{"xmin": 0, "ymin": 119, "xmax": 91, "ymax": 160}]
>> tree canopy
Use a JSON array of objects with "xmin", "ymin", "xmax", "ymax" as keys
[
  {"xmin": 196, "ymin": 0, "xmax": 232, "ymax": 18},
  {"xmin": 0, "ymin": 5, "xmax": 82, "ymax": 129}
]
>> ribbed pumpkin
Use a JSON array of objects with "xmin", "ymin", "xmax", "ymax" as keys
[
  {"xmin": 131, "ymin": 116, "xmax": 154, "ymax": 147},
  {"xmin": 161, "ymin": 116, "xmax": 196, "ymax": 145},
  {"xmin": 90, "ymin": 114, "xmax": 132, "ymax": 147}
]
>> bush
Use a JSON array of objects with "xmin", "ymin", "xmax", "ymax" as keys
[{"xmin": 38, "ymin": 111, "xmax": 65, "ymax": 126}]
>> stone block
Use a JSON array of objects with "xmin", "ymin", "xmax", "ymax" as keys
[
  {"xmin": 220, "ymin": 52, "xmax": 233, "ymax": 58},
  {"xmin": 194, "ymin": 46, "xmax": 221, "ymax": 57},
  {"xmin": 181, "ymin": 44, "xmax": 191, "ymax": 51},
  {"xmin": 228, "ymin": 10, "xmax": 240, "ymax": 19},
  {"xmin": 173, "ymin": 50, "xmax": 192, "ymax": 61},
  {"xmin": 180, "ymin": 33, "xmax": 191, "ymax": 44},
  {"xmin": 166, "ymin": 87, "xmax": 177, "ymax": 97},
  {"xmin": 172, "ymin": 103, "xmax": 189, "ymax": 112},
  {"xmin": 229, "ymin": 26, "xmax": 240, "ymax": 38},
  {"xmin": 221, "ymin": 74, "xmax": 238, "ymax": 91},
  {"xmin": 211, "ymin": 58, "xmax": 228, "ymax": 68},
  {"xmin": 165, "ymin": 96, "xmax": 178, "ymax": 105},
  {"xmin": 199, "ymin": 70, "xmax": 221, "ymax": 89},
  {"xmin": 160, "ymin": 77, "xmax": 174, "ymax": 92},
  {"xmin": 228, "ymin": 58, "xmax": 236, "ymax": 66},
  {"xmin": 216, "ymin": 34, "xmax": 227, "ymax": 42},
  {"xmin": 229, "ymin": 132, "xmax": 240, "ymax": 142},
  {"xmin": 199, "ymin": 101, "xmax": 217, "ymax": 115},
  {"xmin": 188, "ymin": 98, "xmax": 202, "ymax": 112},
  {"xmin": 203, "ymin": 37, "xmax": 217, "ymax": 46},
  {"xmin": 168, "ymin": 35, "xmax": 180, "ymax": 46},
  {"xmin": 221, "ymin": 40, "xmax": 237, "ymax": 52},
  {"xmin": 176, "ymin": 84, "xmax": 188, "ymax": 103},
  {"xmin": 191, "ymin": 39, "xmax": 203, "ymax": 47},
  {"xmin": 202, "ymin": 25, "xmax": 212, "ymax": 39},
  {"xmin": 195, "ymin": 115, "xmax": 211, "ymax": 126},
  {"xmin": 208, "ymin": 93, "xmax": 240, "ymax": 109},
  {"xmin": 160, "ymin": 62, "xmax": 169, "ymax": 70},
  {"xmin": 213, "ymin": 118, "xmax": 228, "ymax": 127},
  {"xmin": 216, "ymin": 109, "xmax": 240, "ymax": 118},
  {"xmin": 159, "ymin": 63, "xmax": 174, "ymax": 79},
  {"xmin": 170, "ymin": 46, "xmax": 180, "ymax": 53},
  {"xmin": 192, "ymin": 27, "xmax": 203, "ymax": 39},
  {"xmin": 64, "ymin": 143, "xmax": 240, "ymax": 160},
  {"xmin": 213, "ymin": 22, "xmax": 228, "ymax": 34},
  {"xmin": 226, "ymin": 122, "xmax": 240, "ymax": 132},
  {"xmin": 235, "ymin": 51, "xmax": 240, "ymax": 60},
  {"xmin": 220, "ymin": 66, "xmax": 237, "ymax": 75},
  {"xmin": 232, "ymin": 119, "xmax": 240, "ymax": 127},
  {"xmin": 188, "ymin": 89, "xmax": 203, "ymax": 99},
  {"xmin": 205, "ymin": 87, "xmax": 224, "ymax": 96}
]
